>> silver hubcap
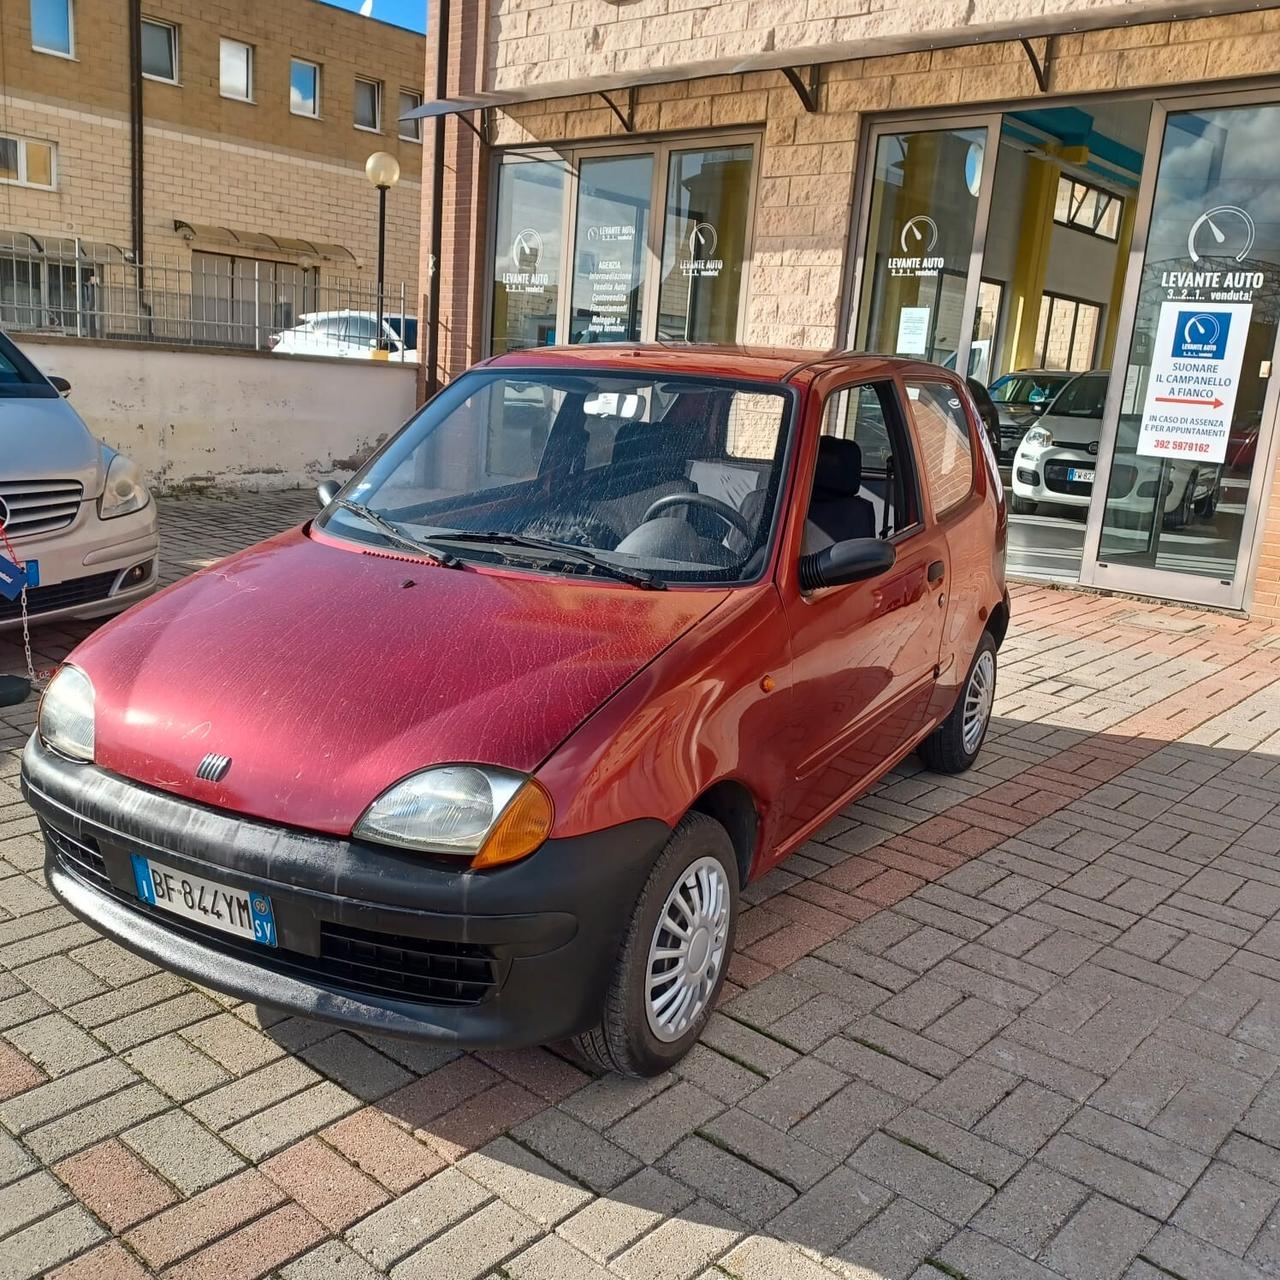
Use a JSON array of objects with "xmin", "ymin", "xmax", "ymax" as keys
[
  {"xmin": 962, "ymin": 649, "xmax": 996, "ymax": 755},
  {"xmin": 645, "ymin": 856, "xmax": 731, "ymax": 1043}
]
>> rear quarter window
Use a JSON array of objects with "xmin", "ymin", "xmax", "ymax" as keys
[{"xmin": 904, "ymin": 379, "xmax": 974, "ymax": 518}]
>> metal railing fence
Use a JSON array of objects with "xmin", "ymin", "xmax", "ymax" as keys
[{"xmin": 0, "ymin": 244, "xmax": 418, "ymax": 362}]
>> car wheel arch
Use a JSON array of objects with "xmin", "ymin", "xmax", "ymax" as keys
[{"xmin": 689, "ymin": 779, "xmax": 759, "ymax": 889}]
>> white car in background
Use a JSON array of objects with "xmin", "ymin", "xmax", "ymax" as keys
[
  {"xmin": 269, "ymin": 310, "xmax": 418, "ymax": 361},
  {"xmin": 1011, "ymin": 371, "xmax": 1219, "ymax": 527},
  {"xmin": 0, "ymin": 333, "xmax": 158, "ymax": 630}
]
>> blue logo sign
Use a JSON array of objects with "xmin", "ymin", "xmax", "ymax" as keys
[{"xmin": 1172, "ymin": 311, "xmax": 1230, "ymax": 359}]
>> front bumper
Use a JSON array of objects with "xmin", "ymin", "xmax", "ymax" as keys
[
  {"xmin": 22, "ymin": 736, "xmax": 668, "ymax": 1047},
  {"xmin": 1, "ymin": 501, "xmax": 159, "ymax": 630},
  {"xmin": 1011, "ymin": 447, "xmax": 1095, "ymax": 508}
]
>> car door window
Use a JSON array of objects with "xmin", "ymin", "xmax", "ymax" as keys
[
  {"xmin": 341, "ymin": 316, "xmax": 379, "ymax": 346},
  {"xmin": 904, "ymin": 379, "xmax": 974, "ymax": 518},
  {"xmin": 815, "ymin": 380, "xmax": 921, "ymax": 542}
]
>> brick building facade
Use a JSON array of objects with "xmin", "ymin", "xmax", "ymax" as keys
[
  {"xmin": 418, "ymin": 2, "xmax": 1280, "ymax": 618},
  {"xmin": 0, "ymin": 0, "xmax": 425, "ymax": 294}
]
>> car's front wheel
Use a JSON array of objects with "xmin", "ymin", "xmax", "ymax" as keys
[
  {"xmin": 572, "ymin": 812, "xmax": 737, "ymax": 1077},
  {"xmin": 1009, "ymin": 493, "xmax": 1037, "ymax": 515}
]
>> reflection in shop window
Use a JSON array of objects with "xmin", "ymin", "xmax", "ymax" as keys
[
  {"xmin": 1054, "ymin": 177, "xmax": 1122, "ymax": 241},
  {"xmin": 490, "ymin": 157, "xmax": 565, "ymax": 355},
  {"xmin": 1033, "ymin": 293, "xmax": 1102, "ymax": 371},
  {"xmin": 905, "ymin": 381, "xmax": 974, "ymax": 517},
  {"xmin": 657, "ymin": 145, "xmax": 752, "ymax": 343}
]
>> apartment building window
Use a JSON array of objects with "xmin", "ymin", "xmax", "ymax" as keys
[
  {"xmin": 1054, "ymin": 176, "xmax": 1122, "ymax": 241},
  {"xmin": 354, "ymin": 77, "xmax": 381, "ymax": 132},
  {"xmin": 0, "ymin": 135, "xmax": 56, "ymax": 190},
  {"xmin": 399, "ymin": 90, "xmax": 422, "ymax": 142},
  {"xmin": 141, "ymin": 19, "xmax": 178, "ymax": 82},
  {"xmin": 30, "ymin": 0, "xmax": 73, "ymax": 57},
  {"xmin": 220, "ymin": 38, "xmax": 253, "ymax": 102},
  {"xmin": 291, "ymin": 59, "xmax": 320, "ymax": 117}
]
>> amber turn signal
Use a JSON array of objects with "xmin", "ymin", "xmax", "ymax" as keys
[{"xmin": 470, "ymin": 779, "xmax": 554, "ymax": 869}]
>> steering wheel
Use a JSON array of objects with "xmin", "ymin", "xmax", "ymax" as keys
[{"xmin": 641, "ymin": 492, "xmax": 753, "ymax": 543}]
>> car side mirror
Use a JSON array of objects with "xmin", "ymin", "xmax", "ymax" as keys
[
  {"xmin": 49, "ymin": 375, "xmax": 70, "ymax": 396},
  {"xmin": 0, "ymin": 674, "xmax": 32, "ymax": 706},
  {"xmin": 799, "ymin": 538, "xmax": 896, "ymax": 592},
  {"xmin": 315, "ymin": 480, "xmax": 340, "ymax": 508}
]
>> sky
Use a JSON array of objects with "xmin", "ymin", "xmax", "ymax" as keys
[{"xmin": 317, "ymin": 0, "xmax": 427, "ymax": 34}]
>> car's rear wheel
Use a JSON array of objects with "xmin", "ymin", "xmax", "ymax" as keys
[
  {"xmin": 918, "ymin": 632, "xmax": 997, "ymax": 774},
  {"xmin": 571, "ymin": 812, "xmax": 737, "ymax": 1077}
]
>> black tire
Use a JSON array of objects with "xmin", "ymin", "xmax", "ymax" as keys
[
  {"xmin": 1009, "ymin": 494, "xmax": 1037, "ymax": 516},
  {"xmin": 1164, "ymin": 470, "xmax": 1197, "ymax": 529},
  {"xmin": 1194, "ymin": 485, "xmax": 1218, "ymax": 520},
  {"xmin": 571, "ymin": 812, "xmax": 738, "ymax": 1077},
  {"xmin": 918, "ymin": 632, "xmax": 997, "ymax": 774}
]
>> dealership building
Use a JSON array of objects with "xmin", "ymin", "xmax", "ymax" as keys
[{"xmin": 413, "ymin": 0, "xmax": 1280, "ymax": 617}]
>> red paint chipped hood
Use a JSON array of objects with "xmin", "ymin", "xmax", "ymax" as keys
[{"xmin": 68, "ymin": 527, "xmax": 727, "ymax": 834}]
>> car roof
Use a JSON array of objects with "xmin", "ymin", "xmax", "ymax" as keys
[{"xmin": 482, "ymin": 343, "xmax": 962, "ymax": 386}]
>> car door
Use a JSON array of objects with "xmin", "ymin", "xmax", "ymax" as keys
[{"xmin": 775, "ymin": 374, "xmax": 949, "ymax": 845}]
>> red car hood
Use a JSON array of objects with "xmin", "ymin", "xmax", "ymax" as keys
[{"xmin": 71, "ymin": 528, "xmax": 726, "ymax": 834}]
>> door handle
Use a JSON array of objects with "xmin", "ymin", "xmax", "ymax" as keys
[{"xmin": 928, "ymin": 560, "xmax": 945, "ymax": 584}]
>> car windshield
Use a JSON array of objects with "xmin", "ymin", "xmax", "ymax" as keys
[
  {"xmin": 0, "ymin": 331, "xmax": 57, "ymax": 398},
  {"xmin": 1046, "ymin": 375, "xmax": 1109, "ymax": 419},
  {"xmin": 319, "ymin": 369, "xmax": 793, "ymax": 585},
  {"xmin": 989, "ymin": 374, "xmax": 1072, "ymax": 405}
]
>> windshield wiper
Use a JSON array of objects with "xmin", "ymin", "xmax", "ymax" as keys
[
  {"xmin": 422, "ymin": 530, "xmax": 666, "ymax": 590},
  {"xmin": 331, "ymin": 500, "xmax": 462, "ymax": 568}
]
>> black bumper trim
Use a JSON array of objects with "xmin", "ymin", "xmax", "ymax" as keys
[{"xmin": 23, "ymin": 735, "xmax": 670, "ymax": 1047}]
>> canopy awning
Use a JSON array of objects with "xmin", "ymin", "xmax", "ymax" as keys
[
  {"xmin": 0, "ymin": 231, "xmax": 128, "ymax": 260},
  {"xmin": 173, "ymin": 221, "xmax": 356, "ymax": 263},
  {"xmin": 400, "ymin": 0, "xmax": 1256, "ymax": 122}
]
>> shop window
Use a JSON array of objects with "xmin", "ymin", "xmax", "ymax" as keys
[
  {"xmin": 191, "ymin": 251, "xmax": 318, "ymax": 346},
  {"xmin": 141, "ymin": 19, "xmax": 178, "ymax": 82},
  {"xmin": 30, "ymin": 0, "xmax": 72, "ymax": 56},
  {"xmin": 657, "ymin": 144, "xmax": 752, "ymax": 343},
  {"xmin": 1033, "ymin": 293, "xmax": 1102, "ymax": 371},
  {"xmin": 905, "ymin": 380, "xmax": 973, "ymax": 518},
  {"xmin": 220, "ymin": 38, "xmax": 253, "ymax": 101},
  {"xmin": 1054, "ymin": 177, "xmax": 1122, "ymax": 241},
  {"xmin": 354, "ymin": 77, "xmax": 382, "ymax": 132},
  {"xmin": 491, "ymin": 157, "xmax": 566, "ymax": 356},
  {"xmin": 569, "ymin": 154, "xmax": 652, "ymax": 344},
  {"xmin": 291, "ymin": 59, "xmax": 320, "ymax": 118},
  {"xmin": 0, "ymin": 135, "xmax": 55, "ymax": 190},
  {"xmin": 399, "ymin": 90, "xmax": 422, "ymax": 142}
]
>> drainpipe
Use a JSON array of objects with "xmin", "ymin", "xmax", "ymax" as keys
[
  {"xmin": 425, "ymin": 0, "xmax": 448, "ymax": 397},
  {"xmin": 127, "ymin": 0, "xmax": 144, "ymax": 263}
]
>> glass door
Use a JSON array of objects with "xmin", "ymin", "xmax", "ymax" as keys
[
  {"xmin": 1082, "ymin": 95, "xmax": 1280, "ymax": 608},
  {"xmin": 852, "ymin": 116, "xmax": 998, "ymax": 373}
]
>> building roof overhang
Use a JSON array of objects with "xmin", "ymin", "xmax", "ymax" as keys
[{"xmin": 173, "ymin": 220, "xmax": 356, "ymax": 263}]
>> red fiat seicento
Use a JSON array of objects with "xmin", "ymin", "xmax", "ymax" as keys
[{"xmin": 22, "ymin": 346, "xmax": 1007, "ymax": 1076}]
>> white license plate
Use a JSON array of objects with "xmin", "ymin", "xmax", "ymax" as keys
[
  {"xmin": 1067, "ymin": 468, "xmax": 1095, "ymax": 484},
  {"xmin": 130, "ymin": 855, "xmax": 277, "ymax": 946}
]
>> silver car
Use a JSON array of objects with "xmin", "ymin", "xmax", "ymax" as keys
[{"xmin": 0, "ymin": 333, "xmax": 158, "ymax": 630}]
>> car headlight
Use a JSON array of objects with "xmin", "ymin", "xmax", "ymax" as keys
[
  {"xmin": 1023, "ymin": 427, "xmax": 1053, "ymax": 448},
  {"xmin": 99, "ymin": 452, "xmax": 151, "ymax": 519},
  {"xmin": 353, "ymin": 765, "xmax": 553, "ymax": 869},
  {"xmin": 38, "ymin": 665, "xmax": 94, "ymax": 762}
]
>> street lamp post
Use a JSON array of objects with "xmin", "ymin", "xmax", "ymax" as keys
[{"xmin": 365, "ymin": 151, "xmax": 401, "ymax": 354}]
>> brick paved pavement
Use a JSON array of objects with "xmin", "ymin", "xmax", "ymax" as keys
[{"xmin": 3, "ymin": 491, "xmax": 1280, "ymax": 1278}]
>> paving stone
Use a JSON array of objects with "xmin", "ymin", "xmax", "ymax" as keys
[
  {"xmin": 814, "ymin": 1037, "xmax": 939, "ymax": 1101},
  {"xmin": 700, "ymin": 1013, "xmax": 799, "ymax": 1077},
  {"xmin": 321, "ymin": 1106, "xmax": 445, "ymax": 1194},
  {"xmin": 0, "ymin": 1204, "xmax": 103, "ymax": 1280},
  {"xmin": 920, "ymin": 1057, "xmax": 1021, "ymax": 1128},
  {"xmin": 390, "ymin": 1197, "xmax": 540, "ymax": 1280},
  {"xmin": 606, "ymin": 1081, "xmax": 724, "ymax": 1162},
  {"xmin": 279, "ymin": 1240, "xmax": 385, "ymax": 1280},
  {"xmin": 221, "ymin": 1079, "xmax": 359, "ymax": 1160},
  {"xmin": 720, "ymin": 1233, "xmax": 843, "ymax": 1280},
  {"xmin": 345, "ymin": 1167, "xmax": 491, "ymax": 1272},
  {"xmin": 849, "ymin": 1131, "xmax": 993, "ymax": 1225},
  {"xmin": 23, "ymin": 1082, "xmax": 168, "ymax": 1163},
  {"xmin": 121, "ymin": 1107, "xmax": 244, "ymax": 1195},
  {"xmin": 887, "ymin": 1106, "xmax": 1025, "ymax": 1187},
  {"xmin": 0, "ymin": 1169, "xmax": 68, "ymax": 1236},
  {"xmin": 791, "ymin": 1078, "xmax": 905, "ymax": 1160},
  {"xmin": 671, "ymin": 1044, "xmax": 761, "ymax": 1104},
  {"xmin": 1143, "ymin": 1223, "xmax": 1274, "ymax": 1280},
  {"xmin": 512, "ymin": 1107, "xmax": 641, "ymax": 1194},
  {"xmin": 121, "ymin": 1034, "xmax": 230, "ymax": 1102},
  {"xmin": 298, "ymin": 1031, "xmax": 414, "ymax": 1101},
  {"xmin": 975, "ymin": 1081, "xmax": 1078, "ymax": 1157},
  {"xmin": 1042, "ymin": 1193, "xmax": 1160, "ymax": 1280},
  {"xmin": 973, "ymin": 1160, "xmax": 1089, "ymax": 1256},
  {"xmin": 767, "ymin": 1165, "xmax": 892, "ymax": 1255},
  {"xmin": 4, "ymin": 1014, "xmax": 106, "ymax": 1076},
  {"xmin": 504, "ymin": 1233, "xmax": 615, "ymax": 1280},
  {"xmin": 185, "ymin": 1056, "xmax": 318, "ymax": 1131},
  {"xmin": 458, "ymin": 1135, "xmax": 592, "ymax": 1228},
  {"xmin": 1039, "ymin": 1134, "xmax": 1185, "ymax": 1220},
  {"xmin": 833, "ymin": 1196, "xmax": 952, "ymax": 1280},
  {"xmin": 1172, "ymin": 1159, "xmax": 1280, "ymax": 1255},
  {"xmin": 260, "ymin": 1135, "xmax": 390, "ymax": 1230},
  {"xmin": 659, "ymin": 1134, "xmax": 795, "ymax": 1225},
  {"xmin": 934, "ymin": 1227, "xmax": 1066, "ymax": 1279},
  {"xmin": 926, "ymin": 995, "xmax": 1015, "ymax": 1054},
  {"xmin": 0, "ymin": 1059, "xmax": 135, "ymax": 1134},
  {"xmin": 557, "ymin": 1166, "xmax": 694, "ymax": 1263},
  {"xmin": 609, "ymin": 1198, "xmax": 742, "ymax": 1280}
]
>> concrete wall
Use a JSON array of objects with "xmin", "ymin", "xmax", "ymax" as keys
[{"xmin": 16, "ymin": 338, "xmax": 417, "ymax": 492}]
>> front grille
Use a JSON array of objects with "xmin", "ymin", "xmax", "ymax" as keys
[
  {"xmin": 0, "ymin": 479, "xmax": 83, "ymax": 538},
  {"xmin": 0, "ymin": 570, "xmax": 116, "ymax": 622},
  {"xmin": 47, "ymin": 827, "xmax": 110, "ymax": 891},
  {"xmin": 1043, "ymin": 461, "xmax": 1095, "ymax": 497},
  {"xmin": 50, "ymin": 833, "xmax": 500, "ymax": 1007}
]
